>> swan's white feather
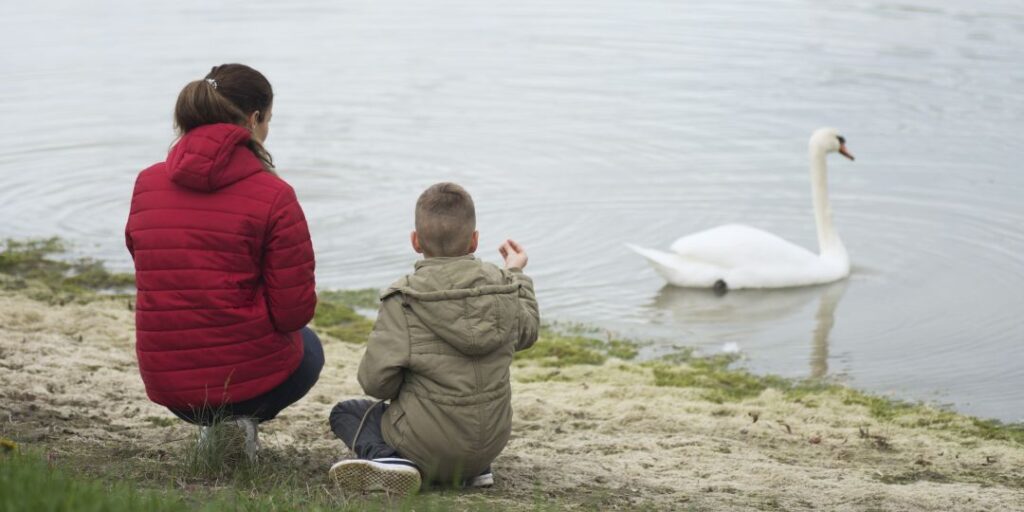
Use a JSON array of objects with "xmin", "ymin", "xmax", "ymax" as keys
[
  {"xmin": 669, "ymin": 224, "xmax": 821, "ymax": 269},
  {"xmin": 626, "ymin": 244, "xmax": 724, "ymax": 288},
  {"xmin": 629, "ymin": 238, "xmax": 846, "ymax": 289},
  {"xmin": 630, "ymin": 127, "xmax": 853, "ymax": 290}
]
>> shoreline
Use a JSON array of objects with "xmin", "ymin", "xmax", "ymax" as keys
[{"xmin": 2, "ymin": 239, "xmax": 1023, "ymax": 510}]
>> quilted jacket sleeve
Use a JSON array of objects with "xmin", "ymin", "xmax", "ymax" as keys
[
  {"xmin": 358, "ymin": 296, "xmax": 410, "ymax": 400},
  {"xmin": 511, "ymin": 269, "xmax": 540, "ymax": 352},
  {"xmin": 125, "ymin": 175, "xmax": 140, "ymax": 260},
  {"xmin": 125, "ymin": 226, "xmax": 135, "ymax": 260},
  {"xmin": 262, "ymin": 184, "xmax": 317, "ymax": 333}
]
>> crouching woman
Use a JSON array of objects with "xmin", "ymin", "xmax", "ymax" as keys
[{"xmin": 124, "ymin": 64, "xmax": 322, "ymax": 451}]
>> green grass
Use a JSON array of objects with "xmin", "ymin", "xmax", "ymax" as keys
[
  {"xmin": 312, "ymin": 298, "xmax": 375, "ymax": 343},
  {"xmin": 968, "ymin": 417, "xmax": 1024, "ymax": 444},
  {"xmin": 648, "ymin": 351, "xmax": 776, "ymax": 402},
  {"xmin": 2, "ymin": 449, "xmax": 199, "ymax": 512},
  {"xmin": 0, "ymin": 236, "xmax": 375, "ymax": 343},
  {"xmin": 646, "ymin": 351, "xmax": 1024, "ymax": 447},
  {"xmin": 1, "ymin": 448, "xmax": 545, "ymax": 512},
  {"xmin": 650, "ymin": 357, "xmax": 786, "ymax": 403},
  {"xmin": 184, "ymin": 419, "xmax": 257, "ymax": 481},
  {"xmin": 317, "ymin": 288, "xmax": 381, "ymax": 310},
  {"xmin": 514, "ymin": 327, "xmax": 640, "ymax": 367},
  {"xmin": 0, "ymin": 237, "xmax": 134, "ymax": 304}
]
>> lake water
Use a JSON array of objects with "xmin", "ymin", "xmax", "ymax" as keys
[{"xmin": 2, "ymin": 0, "xmax": 1022, "ymax": 421}]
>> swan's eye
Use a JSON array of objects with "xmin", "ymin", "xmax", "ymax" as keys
[{"xmin": 837, "ymin": 135, "xmax": 846, "ymax": 144}]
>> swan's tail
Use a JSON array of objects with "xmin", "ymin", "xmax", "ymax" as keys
[
  {"xmin": 626, "ymin": 244, "xmax": 719, "ymax": 288},
  {"xmin": 627, "ymin": 244, "xmax": 688, "ymax": 285}
]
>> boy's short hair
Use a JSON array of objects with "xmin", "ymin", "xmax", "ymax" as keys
[{"xmin": 415, "ymin": 182, "xmax": 476, "ymax": 257}]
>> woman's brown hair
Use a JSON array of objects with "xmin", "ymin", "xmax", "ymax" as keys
[{"xmin": 173, "ymin": 63, "xmax": 275, "ymax": 170}]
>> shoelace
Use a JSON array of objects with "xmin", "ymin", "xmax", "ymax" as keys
[{"xmin": 349, "ymin": 400, "xmax": 385, "ymax": 453}]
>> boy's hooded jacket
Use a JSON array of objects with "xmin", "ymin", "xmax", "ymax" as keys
[
  {"xmin": 358, "ymin": 256, "xmax": 539, "ymax": 483},
  {"xmin": 125, "ymin": 123, "xmax": 316, "ymax": 409}
]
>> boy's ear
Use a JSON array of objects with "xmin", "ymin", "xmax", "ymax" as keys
[
  {"xmin": 411, "ymin": 231, "xmax": 424, "ymax": 254},
  {"xmin": 467, "ymin": 231, "xmax": 479, "ymax": 254}
]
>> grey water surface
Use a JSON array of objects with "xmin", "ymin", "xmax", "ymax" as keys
[{"xmin": 1, "ymin": 0, "xmax": 1022, "ymax": 421}]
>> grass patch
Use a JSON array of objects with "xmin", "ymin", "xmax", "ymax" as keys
[
  {"xmin": 649, "ymin": 352, "xmax": 778, "ymax": 403},
  {"xmin": 647, "ymin": 349, "xmax": 1024, "ymax": 446},
  {"xmin": 0, "ymin": 237, "xmax": 376, "ymax": 343},
  {"xmin": 2, "ymin": 449, "xmax": 199, "ymax": 512},
  {"xmin": 144, "ymin": 417, "xmax": 177, "ymax": 428},
  {"xmin": 317, "ymin": 288, "xmax": 381, "ymax": 310},
  {"xmin": 871, "ymin": 466, "xmax": 1024, "ymax": 491},
  {"xmin": 874, "ymin": 469, "xmax": 950, "ymax": 485},
  {"xmin": 607, "ymin": 339, "xmax": 639, "ymax": 360},
  {"xmin": 967, "ymin": 418, "xmax": 1024, "ymax": 444},
  {"xmin": 840, "ymin": 391, "xmax": 917, "ymax": 421},
  {"xmin": 517, "ymin": 331, "xmax": 607, "ymax": 366},
  {"xmin": 652, "ymin": 362, "xmax": 773, "ymax": 403},
  {"xmin": 0, "ymin": 448, "xmax": 542, "ymax": 512},
  {"xmin": 184, "ymin": 420, "xmax": 258, "ymax": 481},
  {"xmin": 0, "ymin": 238, "xmax": 134, "ymax": 303},
  {"xmin": 312, "ymin": 295, "xmax": 375, "ymax": 343},
  {"xmin": 515, "ymin": 328, "xmax": 640, "ymax": 368}
]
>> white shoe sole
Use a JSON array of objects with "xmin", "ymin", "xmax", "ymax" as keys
[
  {"xmin": 329, "ymin": 459, "xmax": 421, "ymax": 495},
  {"xmin": 468, "ymin": 473, "xmax": 494, "ymax": 488}
]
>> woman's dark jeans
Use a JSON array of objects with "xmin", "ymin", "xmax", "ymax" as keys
[{"xmin": 169, "ymin": 327, "xmax": 324, "ymax": 425}]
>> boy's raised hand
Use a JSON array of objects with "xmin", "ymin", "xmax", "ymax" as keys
[{"xmin": 499, "ymin": 239, "xmax": 528, "ymax": 270}]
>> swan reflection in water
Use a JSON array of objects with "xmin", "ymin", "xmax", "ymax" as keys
[{"xmin": 650, "ymin": 279, "xmax": 848, "ymax": 378}]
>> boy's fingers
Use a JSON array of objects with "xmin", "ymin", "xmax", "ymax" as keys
[{"xmin": 508, "ymin": 239, "xmax": 524, "ymax": 253}]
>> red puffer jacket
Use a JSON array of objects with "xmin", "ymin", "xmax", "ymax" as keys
[{"xmin": 125, "ymin": 123, "xmax": 316, "ymax": 410}]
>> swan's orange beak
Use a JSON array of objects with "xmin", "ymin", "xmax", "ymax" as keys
[{"xmin": 839, "ymin": 144, "xmax": 855, "ymax": 161}]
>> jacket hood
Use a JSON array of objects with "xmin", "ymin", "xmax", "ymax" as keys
[
  {"xmin": 166, "ymin": 123, "xmax": 263, "ymax": 192},
  {"xmin": 389, "ymin": 257, "xmax": 523, "ymax": 357}
]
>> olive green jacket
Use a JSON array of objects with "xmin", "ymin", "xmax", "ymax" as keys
[{"xmin": 357, "ymin": 256, "xmax": 540, "ymax": 483}]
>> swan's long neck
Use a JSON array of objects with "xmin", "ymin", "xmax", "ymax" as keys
[{"xmin": 810, "ymin": 149, "xmax": 847, "ymax": 263}]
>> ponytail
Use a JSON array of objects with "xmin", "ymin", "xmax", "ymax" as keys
[{"xmin": 173, "ymin": 64, "xmax": 275, "ymax": 171}]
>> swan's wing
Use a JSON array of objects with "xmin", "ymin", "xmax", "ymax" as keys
[
  {"xmin": 626, "ymin": 244, "xmax": 724, "ymax": 288},
  {"xmin": 669, "ymin": 224, "xmax": 821, "ymax": 269}
]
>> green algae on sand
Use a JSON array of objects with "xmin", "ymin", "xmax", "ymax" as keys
[{"xmin": 0, "ymin": 237, "xmax": 134, "ymax": 304}]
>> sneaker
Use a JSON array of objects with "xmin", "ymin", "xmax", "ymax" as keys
[
  {"xmin": 232, "ymin": 418, "xmax": 260, "ymax": 462},
  {"xmin": 198, "ymin": 425, "xmax": 212, "ymax": 448},
  {"xmin": 196, "ymin": 417, "xmax": 260, "ymax": 462},
  {"xmin": 467, "ymin": 470, "xmax": 494, "ymax": 488},
  {"xmin": 329, "ymin": 458, "xmax": 422, "ymax": 495}
]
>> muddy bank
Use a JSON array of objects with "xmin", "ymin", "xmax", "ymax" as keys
[{"xmin": 2, "ymin": 287, "xmax": 1023, "ymax": 511}]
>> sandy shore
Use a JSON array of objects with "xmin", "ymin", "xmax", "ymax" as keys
[{"xmin": 2, "ymin": 290, "xmax": 1023, "ymax": 510}]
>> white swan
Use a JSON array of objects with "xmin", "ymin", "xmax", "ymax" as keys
[{"xmin": 629, "ymin": 127, "xmax": 855, "ymax": 290}]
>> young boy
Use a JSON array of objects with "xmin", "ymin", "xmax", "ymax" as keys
[{"xmin": 328, "ymin": 182, "xmax": 540, "ymax": 493}]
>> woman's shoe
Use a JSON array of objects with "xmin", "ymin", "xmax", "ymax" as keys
[{"xmin": 196, "ymin": 417, "xmax": 259, "ymax": 462}]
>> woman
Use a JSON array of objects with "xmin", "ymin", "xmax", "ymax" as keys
[{"xmin": 125, "ymin": 64, "xmax": 321, "ymax": 453}]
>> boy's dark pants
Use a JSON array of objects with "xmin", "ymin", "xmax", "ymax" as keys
[
  {"xmin": 330, "ymin": 399, "xmax": 491, "ymax": 481},
  {"xmin": 329, "ymin": 399, "xmax": 402, "ymax": 460}
]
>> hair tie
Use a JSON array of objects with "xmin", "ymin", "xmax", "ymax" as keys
[{"xmin": 205, "ymin": 78, "xmax": 218, "ymax": 89}]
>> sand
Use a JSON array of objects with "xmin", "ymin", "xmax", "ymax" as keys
[{"xmin": 1, "ymin": 290, "xmax": 1022, "ymax": 511}]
